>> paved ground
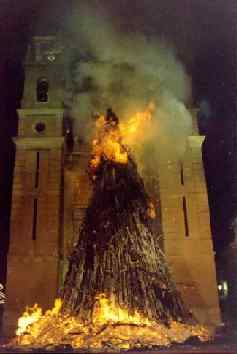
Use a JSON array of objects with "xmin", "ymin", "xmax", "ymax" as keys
[
  {"xmin": 0, "ymin": 343, "xmax": 237, "ymax": 353},
  {"xmin": 0, "ymin": 334, "xmax": 237, "ymax": 354}
]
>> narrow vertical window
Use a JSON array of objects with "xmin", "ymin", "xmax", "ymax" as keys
[
  {"xmin": 180, "ymin": 162, "xmax": 184, "ymax": 185},
  {"xmin": 35, "ymin": 152, "xmax": 40, "ymax": 188},
  {"xmin": 32, "ymin": 199, "xmax": 38, "ymax": 240},
  {"xmin": 36, "ymin": 77, "xmax": 49, "ymax": 102},
  {"xmin": 182, "ymin": 196, "xmax": 189, "ymax": 237}
]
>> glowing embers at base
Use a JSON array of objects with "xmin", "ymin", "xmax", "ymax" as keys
[
  {"xmin": 16, "ymin": 304, "xmax": 42, "ymax": 336},
  {"xmin": 16, "ymin": 298, "xmax": 62, "ymax": 336},
  {"xmin": 92, "ymin": 293, "xmax": 152, "ymax": 326},
  {"xmin": 15, "ymin": 294, "xmax": 210, "ymax": 350}
]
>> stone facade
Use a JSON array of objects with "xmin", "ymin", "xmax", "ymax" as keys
[
  {"xmin": 3, "ymin": 37, "xmax": 65, "ymax": 335},
  {"xmin": 4, "ymin": 36, "xmax": 221, "ymax": 335},
  {"xmin": 159, "ymin": 136, "xmax": 220, "ymax": 327},
  {"xmin": 4, "ymin": 113, "xmax": 64, "ymax": 335}
]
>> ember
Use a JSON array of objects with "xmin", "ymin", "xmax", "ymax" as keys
[
  {"xmin": 14, "ymin": 108, "xmax": 210, "ymax": 350},
  {"xmin": 15, "ymin": 294, "xmax": 209, "ymax": 350}
]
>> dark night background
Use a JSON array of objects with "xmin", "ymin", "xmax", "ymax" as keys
[{"xmin": 0, "ymin": 0, "xmax": 237, "ymax": 316}]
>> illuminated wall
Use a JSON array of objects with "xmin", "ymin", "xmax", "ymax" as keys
[{"xmin": 4, "ymin": 37, "xmax": 220, "ymax": 335}]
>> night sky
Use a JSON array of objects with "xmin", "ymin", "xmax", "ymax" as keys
[{"xmin": 0, "ymin": 0, "xmax": 237, "ymax": 284}]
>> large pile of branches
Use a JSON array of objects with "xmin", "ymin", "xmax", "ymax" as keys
[
  {"xmin": 62, "ymin": 114, "xmax": 191, "ymax": 326},
  {"xmin": 13, "ymin": 111, "xmax": 211, "ymax": 351}
]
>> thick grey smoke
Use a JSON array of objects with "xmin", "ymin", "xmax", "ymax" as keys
[{"xmin": 64, "ymin": 3, "xmax": 193, "ymax": 164}]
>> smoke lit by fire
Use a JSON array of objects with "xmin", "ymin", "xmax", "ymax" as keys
[
  {"xmin": 6, "ymin": 3, "xmax": 212, "ymax": 351},
  {"xmin": 65, "ymin": 3, "xmax": 193, "ymax": 163}
]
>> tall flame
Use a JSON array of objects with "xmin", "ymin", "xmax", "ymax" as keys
[
  {"xmin": 90, "ymin": 115, "xmax": 128, "ymax": 170},
  {"xmin": 92, "ymin": 294, "xmax": 153, "ymax": 326},
  {"xmin": 90, "ymin": 102, "xmax": 155, "ymax": 170}
]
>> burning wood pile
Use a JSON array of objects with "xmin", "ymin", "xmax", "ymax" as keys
[{"xmin": 13, "ymin": 107, "xmax": 210, "ymax": 351}]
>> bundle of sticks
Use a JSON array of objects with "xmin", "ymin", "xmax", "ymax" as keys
[{"xmin": 62, "ymin": 109, "xmax": 191, "ymax": 325}]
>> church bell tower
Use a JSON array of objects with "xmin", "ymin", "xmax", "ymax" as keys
[{"xmin": 4, "ymin": 37, "xmax": 65, "ymax": 334}]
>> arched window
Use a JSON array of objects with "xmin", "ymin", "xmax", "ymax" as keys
[{"xmin": 36, "ymin": 77, "xmax": 49, "ymax": 102}]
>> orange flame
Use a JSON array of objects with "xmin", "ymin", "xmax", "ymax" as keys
[
  {"xmin": 16, "ymin": 304, "xmax": 42, "ymax": 336},
  {"xmin": 90, "ymin": 115, "xmax": 128, "ymax": 169},
  {"xmin": 92, "ymin": 293, "xmax": 153, "ymax": 326},
  {"xmin": 90, "ymin": 102, "xmax": 155, "ymax": 170},
  {"xmin": 15, "ymin": 294, "xmax": 210, "ymax": 349},
  {"xmin": 120, "ymin": 101, "xmax": 155, "ymax": 146},
  {"xmin": 16, "ymin": 298, "xmax": 62, "ymax": 336},
  {"xmin": 13, "ymin": 101, "xmax": 210, "ymax": 349}
]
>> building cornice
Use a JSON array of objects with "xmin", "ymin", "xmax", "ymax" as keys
[
  {"xmin": 17, "ymin": 108, "xmax": 64, "ymax": 119},
  {"xmin": 13, "ymin": 137, "xmax": 64, "ymax": 150}
]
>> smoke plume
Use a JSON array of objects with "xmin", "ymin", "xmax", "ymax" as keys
[{"xmin": 64, "ymin": 3, "xmax": 193, "ymax": 165}]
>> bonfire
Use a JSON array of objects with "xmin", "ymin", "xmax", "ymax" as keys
[{"xmin": 13, "ymin": 106, "xmax": 210, "ymax": 351}]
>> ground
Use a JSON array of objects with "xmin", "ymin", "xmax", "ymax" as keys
[{"xmin": 1, "ymin": 335, "xmax": 237, "ymax": 354}]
